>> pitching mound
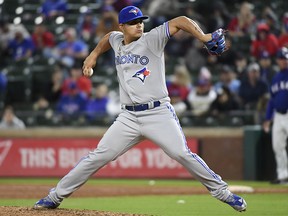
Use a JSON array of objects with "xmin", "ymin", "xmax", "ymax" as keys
[{"xmin": 0, "ymin": 206, "xmax": 147, "ymax": 216}]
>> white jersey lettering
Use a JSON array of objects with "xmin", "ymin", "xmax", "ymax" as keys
[{"xmin": 115, "ymin": 54, "xmax": 149, "ymax": 65}]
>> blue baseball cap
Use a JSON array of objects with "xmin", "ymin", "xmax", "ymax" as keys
[{"xmin": 118, "ymin": 6, "xmax": 149, "ymax": 24}]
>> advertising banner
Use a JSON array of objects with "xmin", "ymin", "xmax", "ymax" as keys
[{"xmin": 0, "ymin": 138, "xmax": 198, "ymax": 178}]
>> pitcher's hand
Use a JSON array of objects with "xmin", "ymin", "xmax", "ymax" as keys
[{"xmin": 82, "ymin": 55, "xmax": 96, "ymax": 77}]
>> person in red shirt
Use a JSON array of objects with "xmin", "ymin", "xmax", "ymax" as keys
[
  {"xmin": 227, "ymin": 2, "xmax": 256, "ymax": 37},
  {"xmin": 32, "ymin": 24, "xmax": 55, "ymax": 55},
  {"xmin": 251, "ymin": 23, "xmax": 279, "ymax": 58},
  {"xmin": 278, "ymin": 13, "xmax": 288, "ymax": 48},
  {"xmin": 166, "ymin": 65, "xmax": 192, "ymax": 116},
  {"xmin": 62, "ymin": 64, "xmax": 92, "ymax": 97}
]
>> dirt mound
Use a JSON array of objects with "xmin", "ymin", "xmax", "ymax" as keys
[{"xmin": 0, "ymin": 206, "xmax": 147, "ymax": 216}]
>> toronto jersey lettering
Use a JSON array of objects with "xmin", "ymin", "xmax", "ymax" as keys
[
  {"xmin": 115, "ymin": 54, "xmax": 149, "ymax": 65},
  {"xmin": 109, "ymin": 22, "xmax": 171, "ymax": 105}
]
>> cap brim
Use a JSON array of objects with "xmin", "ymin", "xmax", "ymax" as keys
[{"xmin": 122, "ymin": 16, "xmax": 149, "ymax": 24}]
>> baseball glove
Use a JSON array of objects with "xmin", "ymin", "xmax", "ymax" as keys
[{"xmin": 204, "ymin": 28, "xmax": 227, "ymax": 56}]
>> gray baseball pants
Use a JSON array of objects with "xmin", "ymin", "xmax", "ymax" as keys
[{"xmin": 49, "ymin": 102, "xmax": 230, "ymax": 203}]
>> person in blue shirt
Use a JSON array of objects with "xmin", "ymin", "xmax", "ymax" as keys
[
  {"xmin": 41, "ymin": 0, "xmax": 67, "ymax": 19},
  {"xmin": 263, "ymin": 47, "xmax": 288, "ymax": 185},
  {"xmin": 55, "ymin": 82, "xmax": 88, "ymax": 124},
  {"xmin": 76, "ymin": 10, "xmax": 98, "ymax": 42},
  {"xmin": 239, "ymin": 62, "xmax": 269, "ymax": 110},
  {"xmin": 214, "ymin": 65, "xmax": 241, "ymax": 96},
  {"xmin": 53, "ymin": 28, "xmax": 88, "ymax": 68},
  {"xmin": 7, "ymin": 31, "xmax": 34, "ymax": 62},
  {"xmin": 85, "ymin": 83, "xmax": 110, "ymax": 123}
]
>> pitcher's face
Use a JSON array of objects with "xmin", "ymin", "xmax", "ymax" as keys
[{"xmin": 120, "ymin": 19, "xmax": 144, "ymax": 40}]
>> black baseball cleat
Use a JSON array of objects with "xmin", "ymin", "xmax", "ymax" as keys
[
  {"xmin": 270, "ymin": 178, "xmax": 288, "ymax": 185},
  {"xmin": 33, "ymin": 195, "xmax": 60, "ymax": 209}
]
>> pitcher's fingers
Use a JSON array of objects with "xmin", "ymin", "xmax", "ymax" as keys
[{"xmin": 82, "ymin": 68, "xmax": 90, "ymax": 76}]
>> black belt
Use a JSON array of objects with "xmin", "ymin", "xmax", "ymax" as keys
[
  {"xmin": 124, "ymin": 101, "xmax": 161, "ymax": 111},
  {"xmin": 277, "ymin": 110, "xmax": 288, "ymax": 114}
]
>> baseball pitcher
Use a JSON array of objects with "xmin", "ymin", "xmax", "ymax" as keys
[{"xmin": 34, "ymin": 6, "xmax": 247, "ymax": 212}]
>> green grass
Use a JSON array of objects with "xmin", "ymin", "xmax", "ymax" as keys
[
  {"xmin": 1, "ymin": 194, "xmax": 288, "ymax": 216},
  {"xmin": 0, "ymin": 178, "xmax": 288, "ymax": 215},
  {"xmin": 58, "ymin": 194, "xmax": 288, "ymax": 216}
]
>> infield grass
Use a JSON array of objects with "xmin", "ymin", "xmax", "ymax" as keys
[{"xmin": 0, "ymin": 178, "xmax": 288, "ymax": 216}]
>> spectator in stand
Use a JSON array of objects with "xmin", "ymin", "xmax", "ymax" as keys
[
  {"xmin": 0, "ymin": 106, "xmax": 26, "ymax": 130},
  {"xmin": 62, "ymin": 64, "xmax": 92, "ymax": 97},
  {"xmin": 0, "ymin": 20, "xmax": 30, "ymax": 51},
  {"xmin": 227, "ymin": 2, "xmax": 256, "ymax": 38},
  {"xmin": 55, "ymin": 82, "xmax": 88, "ymax": 123},
  {"xmin": 278, "ymin": 12, "xmax": 288, "ymax": 48},
  {"xmin": 94, "ymin": 6, "xmax": 119, "ymax": 67},
  {"xmin": 187, "ymin": 78, "xmax": 217, "ymax": 117},
  {"xmin": 146, "ymin": 0, "xmax": 179, "ymax": 27},
  {"xmin": 258, "ymin": 51, "xmax": 276, "ymax": 86},
  {"xmin": 52, "ymin": 27, "xmax": 88, "ymax": 69},
  {"xmin": 214, "ymin": 65, "xmax": 241, "ymax": 96},
  {"xmin": 40, "ymin": 0, "xmax": 68, "ymax": 19},
  {"xmin": 166, "ymin": 65, "xmax": 192, "ymax": 116},
  {"xmin": 198, "ymin": 66, "xmax": 212, "ymax": 81},
  {"xmin": 76, "ymin": 10, "xmax": 98, "ymax": 42},
  {"xmin": 239, "ymin": 62, "xmax": 269, "ymax": 110},
  {"xmin": 260, "ymin": 6, "xmax": 281, "ymax": 36},
  {"xmin": 33, "ymin": 95, "xmax": 54, "ymax": 123},
  {"xmin": 0, "ymin": 20, "xmax": 30, "ymax": 67},
  {"xmin": 165, "ymin": 30, "xmax": 193, "ymax": 58},
  {"xmin": 7, "ymin": 31, "xmax": 35, "ymax": 62},
  {"xmin": 206, "ymin": 1, "xmax": 231, "ymax": 33},
  {"xmin": 209, "ymin": 85, "xmax": 240, "ymax": 117},
  {"xmin": 185, "ymin": 39, "xmax": 208, "ymax": 73},
  {"xmin": 45, "ymin": 65, "xmax": 64, "ymax": 104},
  {"xmin": 33, "ymin": 95, "xmax": 50, "ymax": 111},
  {"xmin": 31, "ymin": 24, "xmax": 55, "ymax": 56},
  {"xmin": 233, "ymin": 52, "xmax": 248, "ymax": 81},
  {"xmin": 95, "ymin": 6, "xmax": 119, "ymax": 41},
  {"xmin": 251, "ymin": 23, "xmax": 279, "ymax": 58},
  {"xmin": 85, "ymin": 83, "xmax": 110, "ymax": 122}
]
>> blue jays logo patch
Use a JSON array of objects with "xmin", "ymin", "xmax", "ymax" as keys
[
  {"xmin": 129, "ymin": 8, "xmax": 139, "ymax": 16},
  {"xmin": 132, "ymin": 67, "xmax": 150, "ymax": 83}
]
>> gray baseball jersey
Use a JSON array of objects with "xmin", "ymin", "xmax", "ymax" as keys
[
  {"xmin": 48, "ymin": 22, "xmax": 231, "ymax": 205},
  {"xmin": 109, "ymin": 22, "xmax": 170, "ymax": 105}
]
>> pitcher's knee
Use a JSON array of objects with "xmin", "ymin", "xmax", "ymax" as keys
[
  {"xmin": 88, "ymin": 149, "xmax": 118, "ymax": 166},
  {"xmin": 171, "ymin": 149, "xmax": 193, "ymax": 162}
]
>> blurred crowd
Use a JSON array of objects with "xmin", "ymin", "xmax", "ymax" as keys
[{"xmin": 0, "ymin": 0, "xmax": 287, "ymax": 128}]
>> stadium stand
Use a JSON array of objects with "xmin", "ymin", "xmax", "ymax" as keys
[{"xmin": 0, "ymin": 0, "xmax": 287, "ymax": 127}]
